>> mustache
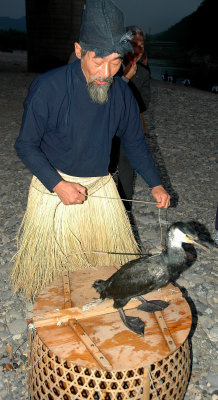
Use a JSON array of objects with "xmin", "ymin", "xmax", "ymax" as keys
[{"xmin": 90, "ymin": 76, "xmax": 114, "ymax": 84}]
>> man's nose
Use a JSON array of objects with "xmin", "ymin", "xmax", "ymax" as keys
[{"xmin": 101, "ymin": 63, "xmax": 111, "ymax": 79}]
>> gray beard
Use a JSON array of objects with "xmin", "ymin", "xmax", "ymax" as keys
[{"xmin": 87, "ymin": 77, "xmax": 113, "ymax": 104}]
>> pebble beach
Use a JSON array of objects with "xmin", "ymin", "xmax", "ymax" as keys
[{"xmin": 0, "ymin": 51, "xmax": 217, "ymax": 399}]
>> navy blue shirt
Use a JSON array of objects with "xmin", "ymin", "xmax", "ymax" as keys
[{"xmin": 15, "ymin": 59, "xmax": 161, "ymax": 192}]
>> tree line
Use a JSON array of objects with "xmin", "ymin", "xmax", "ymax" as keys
[{"xmin": 0, "ymin": 29, "xmax": 27, "ymax": 52}]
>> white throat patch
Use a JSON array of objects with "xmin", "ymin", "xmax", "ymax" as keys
[{"xmin": 168, "ymin": 228, "xmax": 187, "ymax": 248}]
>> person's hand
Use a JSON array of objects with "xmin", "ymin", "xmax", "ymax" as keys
[
  {"xmin": 123, "ymin": 61, "xmax": 137, "ymax": 80},
  {"xmin": 53, "ymin": 180, "xmax": 87, "ymax": 205},
  {"xmin": 151, "ymin": 185, "xmax": 170, "ymax": 209}
]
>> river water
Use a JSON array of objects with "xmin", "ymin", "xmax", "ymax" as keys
[{"xmin": 149, "ymin": 58, "xmax": 217, "ymax": 92}]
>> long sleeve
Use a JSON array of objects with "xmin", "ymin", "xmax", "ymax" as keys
[
  {"xmin": 129, "ymin": 62, "xmax": 151, "ymax": 113},
  {"xmin": 116, "ymin": 86, "xmax": 161, "ymax": 188},
  {"xmin": 15, "ymin": 78, "xmax": 63, "ymax": 191}
]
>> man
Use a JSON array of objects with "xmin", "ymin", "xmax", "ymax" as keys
[
  {"xmin": 110, "ymin": 26, "xmax": 151, "ymax": 210},
  {"xmin": 12, "ymin": 0, "xmax": 170, "ymax": 299},
  {"xmin": 122, "ymin": 26, "xmax": 150, "ymax": 116}
]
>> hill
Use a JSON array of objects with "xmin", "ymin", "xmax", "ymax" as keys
[
  {"xmin": 151, "ymin": 0, "xmax": 218, "ymax": 66},
  {"xmin": 0, "ymin": 17, "xmax": 26, "ymax": 32}
]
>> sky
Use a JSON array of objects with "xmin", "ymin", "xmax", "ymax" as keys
[
  {"xmin": 0, "ymin": 0, "xmax": 203, "ymax": 34},
  {"xmin": 0, "ymin": 0, "xmax": 25, "ymax": 19},
  {"xmin": 116, "ymin": 0, "xmax": 203, "ymax": 34}
]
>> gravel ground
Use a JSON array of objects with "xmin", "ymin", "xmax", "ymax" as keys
[{"xmin": 0, "ymin": 51, "xmax": 217, "ymax": 399}]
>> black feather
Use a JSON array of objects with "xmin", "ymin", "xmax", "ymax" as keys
[{"xmin": 92, "ymin": 222, "xmax": 204, "ymax": 335}]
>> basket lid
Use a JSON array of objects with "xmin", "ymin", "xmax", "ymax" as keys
[{"xmin": 33, "ymin": 265, "xmax": 192, "ymax": 370}]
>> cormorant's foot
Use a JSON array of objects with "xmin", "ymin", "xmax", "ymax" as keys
[
  {"xmin": 118, "ymin": 308, "xmax": 145, "ymax": 336},
  {"xmin": 124, "ymin": 315, "xmax": 145, "ymax": 336},
  {"xmin": 137, "ymin": 299, "xmax": 169, "ymax": 313}
]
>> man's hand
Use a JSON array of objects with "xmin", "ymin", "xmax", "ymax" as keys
[
  {"xmin": 151, "ymin": 185, "xmax": 170, "ymax": 209},
  {"xmin": 123, "ymin": 61, "xmax": 137, "ymax": 80},
  {"xmin": 53, "ymin": 180, "xmax": 87, "ymax": 205}
]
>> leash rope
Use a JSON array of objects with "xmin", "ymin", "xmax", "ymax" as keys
[
  {"xmin": 52, "ymin": 196, "xmax": 166, "ymax": 258},
  {"xmin": 86, "ymin": 192, "xmax": 157, "ymax": 205}
]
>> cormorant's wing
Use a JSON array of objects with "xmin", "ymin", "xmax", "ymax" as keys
[{"xmin": 103, "ymin": 255, "xmax": 169, "ymax": 300}]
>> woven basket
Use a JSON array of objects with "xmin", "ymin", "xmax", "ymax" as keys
[{"xmin": 28, "ymin": 265, "xmax": 192, "ymax": 400}]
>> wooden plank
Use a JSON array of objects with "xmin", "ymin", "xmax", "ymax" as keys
[
  {"xmin": 63, "ymin": 271, "xmax": 72, "ymax": 309},
  {"xmin": 33, "ymin": 284, "xmax": 182, "ymax": 328},
  {"xmin": 154, "ymin": 311, "xmax": 177, "ymax": 353},
  {"xmin": 68, "ymin": 319, "xmax": 113, "ymax": 371},
  {"xmin": 36, "ymin": 297, "xmax": 191, "ymax": 369},
  {"xmin": 33, "ymin": 265, "xmax": 119, "ymax": 316}
]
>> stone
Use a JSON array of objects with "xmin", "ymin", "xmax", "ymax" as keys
[
  {"xmin": 12, "ymin": 334, "xmax": 22, "ymax": 341},
  {"xmin": 207, "ymin": 373, "xmax": 218, "ymax": 388},
  {"xmin": 8, "ymin": 320, "xmax": 27, "ymax": 335},
  {"xmin": 0, "ymin": 52, "xmax": 217, "ymax": 400}
]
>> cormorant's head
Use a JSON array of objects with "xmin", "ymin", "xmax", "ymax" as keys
[{"xmin": 167, "ymin": 222, "xmax": 209, "ymax": 251}]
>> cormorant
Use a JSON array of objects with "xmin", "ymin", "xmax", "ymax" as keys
[{"xmin": 93, "ymin": 222, "xmax": 208, "ymax": 336}]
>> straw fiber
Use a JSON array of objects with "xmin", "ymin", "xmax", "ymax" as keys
[{"xmin": 12, "ymin": 173, "xmax": 139, "ymax": 299}]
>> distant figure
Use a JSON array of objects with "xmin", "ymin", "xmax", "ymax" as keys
[
  {"xmin": 168, "ymin": 75, "xmax": 173, "ymax": 83},
  {"xmin": 172, "ymin": 74, "xmax": 177, "ymax": 84},
  {"xmin": 121, "ymin": 26, "xmax": 151, "ymax": 114},
  {"xmin": 211, "ymin": 85, "xmax": 218, "ymax": 93},
  {"xmin": 184, "ymin": 79, "xmax": 191, "ymax": 87},
  {"xmin": 163, "ymin": 70, "xmax": 169, "ymax": 82}
]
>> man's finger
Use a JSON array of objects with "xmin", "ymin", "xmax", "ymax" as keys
[
  {"xmin": 156, "ymin": 195, "xmax": 170, "ymax": 209},
  {"xmin": 77, "ymin": 192, "xmax": 86, "ymax": 201}
]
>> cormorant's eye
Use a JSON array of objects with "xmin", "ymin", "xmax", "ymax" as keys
[
  {"xmin": 185, "ymin": 234, "xmax": 194, "ymax": 243},
  {"xmin": 185, "ymin": 234, "xmax": 191, "ymax": 242}
]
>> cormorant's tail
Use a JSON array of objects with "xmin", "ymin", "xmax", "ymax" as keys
[{"xmin": 93, "ymin": 279, "xmax": 107, "ymax": 296}]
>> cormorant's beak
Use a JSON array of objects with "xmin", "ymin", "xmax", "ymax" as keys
[{"xmin": 185, "ymin": 235, "xmax": 210, "ymax": 252}]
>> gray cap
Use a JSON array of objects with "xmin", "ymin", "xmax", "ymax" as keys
[{"xmin": 79, "ymin": 0, "xmax": 132, "ymax": 57}]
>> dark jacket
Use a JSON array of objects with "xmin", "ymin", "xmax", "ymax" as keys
[
  {"xmin": 15, "ymin": 59, "xmax": 160, "ymax": 192},
  {"xmin": 128, "ymin": 60, "xmax": 151, "ymax": 113}
]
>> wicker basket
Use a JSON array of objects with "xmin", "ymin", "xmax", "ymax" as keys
[{"xmin": 28, "ymin": 265, "xmax": 192, "ymax": 400}]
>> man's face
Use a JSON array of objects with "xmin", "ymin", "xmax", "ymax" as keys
[
  {"xmin": 128, "ymin": 33, "xmax": 144, "ymax": 62},
  {"xmin": 75, "ymin": 43, "xmax": 122, "ymax": 83},
  {"xmin": 75, "ymin": 42, "xmax": 122, "ymax": 104}
]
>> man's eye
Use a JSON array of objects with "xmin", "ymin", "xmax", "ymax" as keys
[{"xmin": 112, "ymin": 60, "xmax": 122, "ymax": 66}]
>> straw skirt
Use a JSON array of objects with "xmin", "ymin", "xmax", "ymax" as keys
[{"xmin": 11, "ymin": 173, "xmax": 139, "ymax": 299}]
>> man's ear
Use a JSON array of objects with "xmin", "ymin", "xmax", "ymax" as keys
[{"xmin": 75, "ymin": 42, "xmax": 82, "ymax": 59}]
